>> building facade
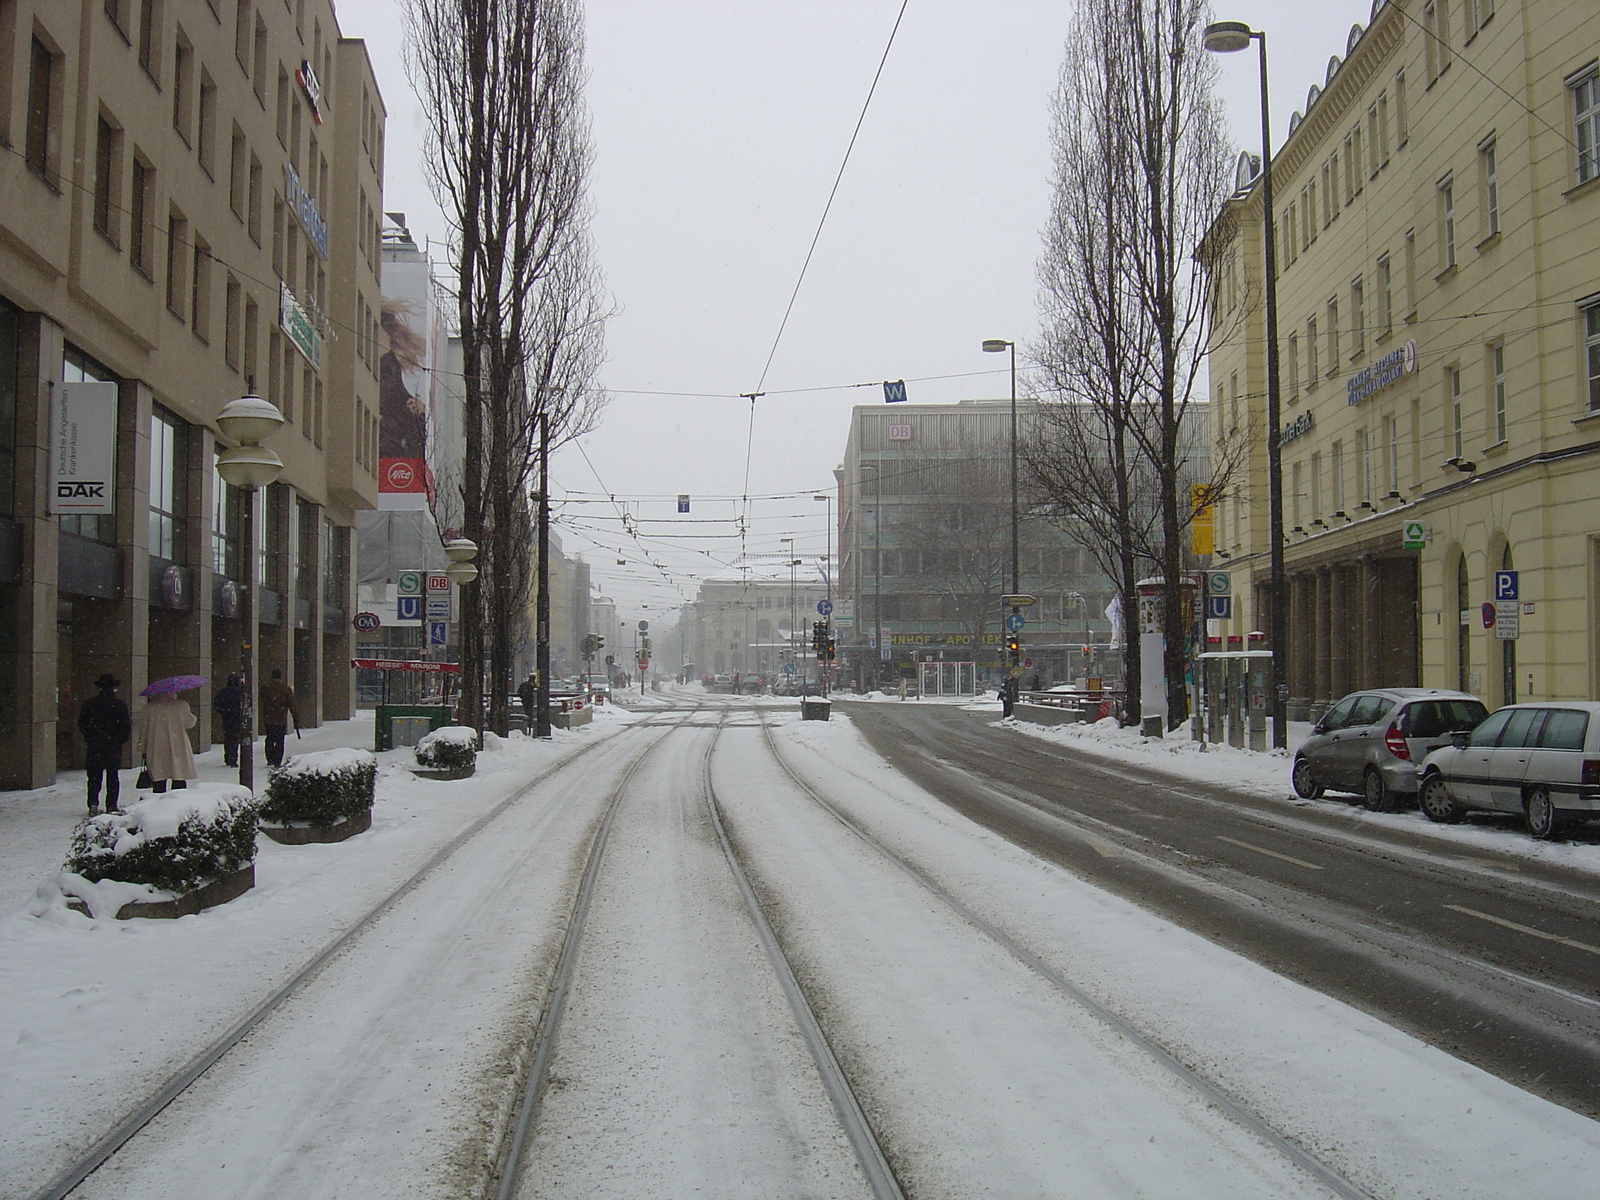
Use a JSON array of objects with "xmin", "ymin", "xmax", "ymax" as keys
[
  {"xmin": 1207, "ymin": 0, "xmax": 1600, "ymax": 717},
  {"xmin": 683, "ymin": 566, "xmax": 827, "ymax": 683},
  {"xmin": 0, "ymin": 0, "xmax": 384, "ymax": 786},
  {"xmin": 838, "ymin": 401, "xmax": 1116, "ymax": 689}
]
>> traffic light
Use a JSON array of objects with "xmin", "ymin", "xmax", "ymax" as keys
[
  {"xmin": 812, "ymin": 621, "xmax": 827, "ymax": 652},
  {"xmin": 1006, "ymin": 634, "xmax": 1020, "ymax": 658}
]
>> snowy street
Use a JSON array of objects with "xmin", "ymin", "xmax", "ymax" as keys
[{"xmin": 3, "ymin": 696, "xmax": 1600, "ymax": 1198}]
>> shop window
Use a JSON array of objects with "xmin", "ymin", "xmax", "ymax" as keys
[
  {"xmin": 148, "ymin": 406, "xmax": 189, "ymax": 563},
  {"xmin": 211, "ymin": 455, "xmax": 241, "ymax": 579},
  {"xmin": 0, "ymin": 303, "xmax": 18, "ymax": 518},
  {"xmin": 296, "ymin": 496, "xmax": 315, "ymax": 601},
  {"xmin": 322, "ymin": 518, "xmax": 347, "ymax": 612}
]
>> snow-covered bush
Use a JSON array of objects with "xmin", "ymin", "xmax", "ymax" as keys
[
  {"xmin": 261, "ymin": 748, "xmax": 376, "ymax": 826},
  {"xmin": 414, "ymin": 725, "xmax": 478, "ymax": 771},
  {"xmin": 67, "ymin": 785, "xmax": 259, "ymax": 893}
]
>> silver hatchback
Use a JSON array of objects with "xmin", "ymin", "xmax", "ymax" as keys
[{"xmin": 1291, "ymin": 688, "xmax": 1488, "ymax": 811}]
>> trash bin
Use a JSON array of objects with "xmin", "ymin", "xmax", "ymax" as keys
[{"xmin": 800, "ymin": 697, "xmax": 832, "ymax": 722}]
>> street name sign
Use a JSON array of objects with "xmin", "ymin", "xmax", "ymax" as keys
[{"xmin": 1001, "ymin": 594, "xmax": 1037, "ymax": 608}]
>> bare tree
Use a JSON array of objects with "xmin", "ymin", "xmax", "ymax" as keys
[
  {"xmin": 1031, "ymin": 0, "xmax": 1236, "ymax": 728},
  {"xmin": 405, "ymin": 0, "xmax": 608, "ymax": 733}
]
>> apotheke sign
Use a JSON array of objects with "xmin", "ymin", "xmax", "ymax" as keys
[
  {"xmin": 282, "ymin": 161, "xmax": 329, "ymax": 259},
  {"xmin": 1347, "ymin": 338, "xmax": 1417, "ymax": 405}
]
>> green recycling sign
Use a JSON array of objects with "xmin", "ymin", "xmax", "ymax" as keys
[{"xmin": 1402, "ymin": 520, "xmax": 1428, "ymax": 550}]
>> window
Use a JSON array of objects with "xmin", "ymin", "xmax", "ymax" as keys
[
  {"xmin": 1331, "ymin": 440, "xmax": 1345, "ymax": 511},
  {"xmin": 1291, "ymin": 461, "xmax": 1303, "ymax": 526},
  {"xmin": 1377, "ymin": 92, "xmax": 1391, "ymax": 167},
  {"xmin": 1349, "ymin": 125, "xmax": 1363, "ymax": 198},
  {"xmin": 1449, "ymin": 367, "xmax": 1464, "ymax": 458},
  {"xmin": 1490, "ymin": 342, "xmax": 1506, "ymax": 443},
  {"xmin": 1377, "ymin": 254, "xmax": 1392, "ymax": 337},
  {"xmin": 211, "ymin": 455, "xmax": 242, "ymax": 579},
  {"xmin": 105, "ymin": 0, "xmax": 128, "ymax": 36},
  {"xmin": 248, "ymin": 154, "xmax": 263, "ymax": 244},
  {"xmin": 1575, "ymin": 68, "xmax": 1600, "ymax": 186},
  {"xmin": 1480, "ymin": 136, "xmax": 1499, "ymax": 237},
  {"xmin": 276, "ymin": 63, "xmax": 291, "ymax": 147},
  {"xmin": 322, "ymin": 519, "xmax": 348, "ymax": 612},
  {"xmin": 1351, "ymin": 276, "xmax": 1365, "ymax": 357},
  {"xmin": 94, "ymin": 116, "xmax": 122, "ymax": 244},
  {"xmin": 243, "ymin": 296, "xmax": 259, "ymax": 385},
  {"xmin": 197, "ymin": 69, "xmax": 217, "ymax": 175},
  {"xmin": 138, "ymin": 0, "xmax": 160, "ymax": 76},
  {"xmin": 26, "ymin": 36, "xmax": 56, "ymax": 181},
  {"xmin": 1229, "ymin": 371, "xmax": 1239, "ymax": 434},
  {"xmin": 1311, "ymin": 451, "xmax": 1323, "ymax": 517},
  {"xmin": 149, "ymin": 407, "xmax": 188, "ymax": 564},
  {"xmin": 1327, "ymin": 298, "xmax": 1340, "ymax": 373},
  {"xmin": 1307, "ymin": 316, "xmax": 1319, "ymax": 382},
  {"xmin": 1300, "ymin": 183, "xmax": 1314, "ymax": 249},
  {"xmin": 127, "ymin": 156, "xmax": 155, "ymax": 277},
  {"xmin": 166, "ymin": 209, "xmax": 188, "ymax": 318},
  {"xmin": 229, "ymin": 125, "xmax": 248, "ymax": 216},
  {"xmin": 252, "ymin": 13, "xmax": 267, "ymax": 99},
  {"xmin": 234, "ymin": 0, "xmax": 251, "ymax": 73},
  {"xmin": 296, "ymin": 496, "xmax": 316, "ymax": 601},
  {"xmin": 1387, "ymin": 415, "xmax": 1400, "ymax": 494},
  {"xmin": 1321, "ymin": 158, "xmax": 1335, "ymax": 227},
  {"xmin": 224, "ymin": 275, "xmax": 241, "ymax": 367},
  {"xmin": 1367, "ymin": 104, "xmax": 1381, "ymax": 179},
  {"xmin": 171, "ymin": 31, "xmax": 192, "ymax": 142},
  {"xmin": 1404, "ymin": 229, "xmax": 1417, "ymax": 316},
  {"xmin": 1396, "ymin": 70, "xmax": 1409, "ymax": 145},
  {"xmin": 1585, "ymin": 300, "xmax": 1600, "ymax": 411},
  {"xmin": 1287, "ymin": 331, "xmax": 1300, "ymax": 397},
  {"xmin": 1439, "ymin": 174, "xmax": 1456, "ymax": 269},
  {"xmin": 190, "ymin": 233, "xmax": 211, "ymax": 341},
  {"xmin": 1356, "ymin": 428, "xmax": 1370, "ymax": 505}
]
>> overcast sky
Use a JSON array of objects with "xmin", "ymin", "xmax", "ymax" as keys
[{"xmin": 337, "ymin": 0, "xmax": 1377, "ymax": 623}]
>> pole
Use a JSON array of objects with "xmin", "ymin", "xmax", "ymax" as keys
[
  {"xmin": 1008, "ymin": 342, "xmax": 1020, "ymax": 714},
  {"xmin": 873, "ymin": 463, "xmax": 882, "ymax": 689},
  {"xmin": 535, "ymin": 409, "xmax": 552, "ymax": 737},
  {"xmin": 1256, "ymin": 31, "xmax": 1287, "ymax": 750},
  {"xmin": 238, "ymin": 484, "xmax": 257, "ymax": 793}
]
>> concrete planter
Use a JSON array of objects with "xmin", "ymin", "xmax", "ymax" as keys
[
  {"xmin": 410, "ymin": 762, "xmax": 476, "ymax": 781},
  {"xmin": 259, "ymin": 806, "xmax": 372, "ymax": 845},
  {"xmin": 113, "ymin": 863, "xmax": 256, "ymax": 920}
]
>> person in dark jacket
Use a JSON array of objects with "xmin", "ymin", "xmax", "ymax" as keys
[
  {"xmin": 212, "ymin": 674, "xmax": 244, "ymax": 767},
  {"xmin": 259, "ymin": 668, "xmax": 300, "ymax": 767},
  {"xmin": 518, "ymin": 675, "xmax": 537, "ymax": 720},
  {"xmin": 78, "ymin": 674, "xmax": 132, "ymax": 815}
]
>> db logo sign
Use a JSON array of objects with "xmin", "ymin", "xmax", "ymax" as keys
[{"xmin": 887, "ymin": 423, "xmax": 913, "ymax": 441}]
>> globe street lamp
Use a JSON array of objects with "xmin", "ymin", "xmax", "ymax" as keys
[
  {"xmin": 1205, "ymin": 19, "xmax": 1288, "ymax": 749},
  {"xmin": 983, "ymin": 338, "xmax": 1019, "ymax": 714},
  {"xmin": 215, "ymin": 390, "xmax": 285, "ymax": 794},
  {"xmin": 441, "ymin": 538, "xmax": 479, "ymax": 727}
]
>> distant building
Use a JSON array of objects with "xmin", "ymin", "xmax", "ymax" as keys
[
  {"xmin": 683, "ymin": 563, "xmax": 827, "ymax": 681},
  {"xmin": 0, "ymin": 1, "xmax": 384, "ymax": 784},
  {"xmin": 838, "ymin": 401, "xmax": 1116, "ymax": 688},
  {"xmin": 1205, "ymin": 0, "xmax": 1600, "ymax": 715}
]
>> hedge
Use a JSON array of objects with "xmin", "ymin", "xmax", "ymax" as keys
[
  {"xmin": 260, "ymin": 748, "xmax": 377, "ymax": 827},
  {"xmin": 68, "ymin": 785, "xmax": 259, "ymax": 894},
  {"xmin": 414, "ymin": 726, "xmax": 478, "ymax": 771}
]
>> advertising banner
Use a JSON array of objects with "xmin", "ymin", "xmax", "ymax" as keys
[
  {"xmin": 50, "ymin": 381, "xmax": 117, "ymax": 515},
  {"xmin": 378, "ymin": 255, "xmax": 437, "ymax": 504}
]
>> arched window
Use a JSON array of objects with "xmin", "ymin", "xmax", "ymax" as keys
[{"xmin": 1456, "ymin": 553, "xmax": 1471, "ymax": 692}]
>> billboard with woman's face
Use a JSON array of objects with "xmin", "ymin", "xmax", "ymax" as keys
[{"xmin": 378, "ymin": 254, "xmax": 435, "ymax": 501}]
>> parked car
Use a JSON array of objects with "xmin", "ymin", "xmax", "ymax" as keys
[
  {"xmin": 1291, "ymin": 688, "xmax": 1489, "ymax": 811},
  {"xmin": 1417, "ymin": 701, "xmax": 1600, "ymax": 839}
]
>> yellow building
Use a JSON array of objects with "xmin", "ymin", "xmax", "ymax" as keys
[
  {"xmin": 0, "ymin": 1, "xmax": 385, "ymax": 784},
  {"xmin": 1207, "ymin": 0, "xmax": 1600, "ymax": 718}
]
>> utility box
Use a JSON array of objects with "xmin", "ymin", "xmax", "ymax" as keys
[
  {"xmin": 374, "ymin": 704, "xmax": 454, "ymax": 751},
  {"xmin": 801, "ymin": 697, "xmax": 832, "ymax": 721}
]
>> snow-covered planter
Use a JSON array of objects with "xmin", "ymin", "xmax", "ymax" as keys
[
  {"xmin": 260, "ymin": 748, "xmax": 377, "ymax": 843},
  {"xmin": 64, "ymin": 784, "xmax": 259, "ymax": 919},
  {"xmin": 412, "ymin": 725, "xmax": 478, "ymax": 779}
]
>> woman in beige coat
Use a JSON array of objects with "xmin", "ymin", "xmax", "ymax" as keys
[{"xmin": 138, "ymin": 694, "xmax": 198, "ymax": 792}]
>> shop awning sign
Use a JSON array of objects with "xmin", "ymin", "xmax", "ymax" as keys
[{"xmin": 51, "ymin": 381, "xmax": 117, "ymax": 515}]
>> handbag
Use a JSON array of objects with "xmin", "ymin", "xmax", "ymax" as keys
[{"xmin": 135, "ymin": 759, "xmax": 153, "ymax": 790}]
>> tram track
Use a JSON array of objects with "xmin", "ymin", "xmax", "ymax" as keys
[{"xmin": 34, "ymin": 709, "xmax": 700, "ymax": 1200}]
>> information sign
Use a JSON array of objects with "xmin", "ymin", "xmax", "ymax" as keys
[
  {"xmin": 397, "ymin": 570, "xmax": 423, "ymax": 597},
  {"xmin": 1207, "ymin": 595, "xmax": 1233, "ymax": 620},
  {"xmin": 1206, "ymin": 571, "xmax": 1231, "ymax": 595},
  {"xmin": 1494, "ymin": 571, "xmax": 1519, "ymax": 601},
  {"xmin": 1005, "ymin": 612, "xmax": 1025, "ymax": 633},
  {"xmin": 428, "ymin": 621, "xmax": 447, "ymax": 648},
  {"xmin": 1403, "ymin": 520, "xmax": 1428, "ymax": 550},
  {"xmin": 817, "ymin": 599, "xmax": 833, "ymax": 616},
  {"xmin": 1495, "ymin": 603, "xmax": 1520, "ymax": 641}
]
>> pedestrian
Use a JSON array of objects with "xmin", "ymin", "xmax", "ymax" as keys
[
  {"xmin": 259, "ymin": 668, "xmax": 300, "ymax": 767},
  {"xmin": 518, "ymin": 673, "xmax": 537, "ymax": 718},
  {"xmin": 212, "ymin": 673, "xmax": 244, "ymax": 767},
  {"xmin": 78, "ymin": 673, "xmax": 132, "ymax": 815},
  {"xmin": 138, "ymin": 693, "xmax": 197, "ymax": 793}
]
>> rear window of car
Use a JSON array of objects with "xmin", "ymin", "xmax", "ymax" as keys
[
  {"xmin": 1348, "ymin": 695, "xmax": 1394, "ymax": 726},
  {"xmin": 1402, "ymin": 698, "xmax": 1489, "ymax": 737},
  {"xmin": 1538, "ymin": 709, "xmax": 1589, "ymax": 750}
]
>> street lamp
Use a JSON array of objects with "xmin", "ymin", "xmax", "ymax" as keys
[
  {"xmin": 215, "ymin": 389, "xmax": 285, "ymax": 794},
  {"xmin": 983, "ymin": 338, "xmax": 1020, "ymax": 714},
  {"xmin": 1205, "ymin": 19, "xmax": 1287, "ymax": 749},
  {"xmin": 815, "ymin": 492, "xmax": 832, "ymax": 694}
]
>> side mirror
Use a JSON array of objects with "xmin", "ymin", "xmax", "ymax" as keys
[{"xmin": 1450, "ymin": 730, "xmax": 1471, "ymax": 750}]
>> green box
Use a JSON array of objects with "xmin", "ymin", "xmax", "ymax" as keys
[{"xmin": 374, "ymin": 704, "xmax": 454, "ymax": 751}]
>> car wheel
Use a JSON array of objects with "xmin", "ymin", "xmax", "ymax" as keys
[
  {"xmin": 1419, "ymin": 774, "xmax": 1465, "ymax": 824},
  {"xmin": 1525, "ymin": 786, "xmax": 1565, "ymax": 841},
  {"xmin": 1362, "ymin": 768, "xmax": 1397, "ymax": 813},
  {"xmin": 1291, "ymin": 756, "xmax": 1325, "ymax": 799}
]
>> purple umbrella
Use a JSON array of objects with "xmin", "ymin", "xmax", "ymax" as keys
[{"xmin": 141, "ymin": 675, "xmax": 209, "ymax": 697}]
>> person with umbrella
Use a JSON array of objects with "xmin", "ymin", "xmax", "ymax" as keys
[
  {"xmin": 212, "ymin": 674, "xmax": 245, "ymax": 767},
  {"xmin": 137, "ymin": 676, "xmax": 203, "ymax": 793},
  {"xmin": 78, "ymin": 673, "xmax": 132, "ymax": 815},
  {"xmin": 260, "ymin": 668, "xmax": 300, "ymax": 767}
]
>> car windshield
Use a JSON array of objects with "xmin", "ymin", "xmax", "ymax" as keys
[{"xmin": 1401, "ymin": 698, "xmax": 1489, "ymax": 737}]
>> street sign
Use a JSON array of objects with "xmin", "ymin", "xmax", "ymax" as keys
[
  {"xmin": 638, "ymin": 620, "xmax": 649, "ymax": 631},
  {"xmin": 397, "ymin": 595, "xmax": 423, "ymax": 622},
  {"xmin": 1402, "ymin": 520, "xmax": 1428, "ymax": 550},
  {"xmin": 428, "ymin": 621, "xmax": 447, "ymax": 648},
  {"xmin": 1206, "ymin": 571, "xmax": 1231, "ymax": 595},
  {"xmin": 1001, "ymin": 594, "xmax": 1037, "ymax": 608},
  {"xmin": 1005, "ymin": 612, "xmax": 1025, "ymax": 633},
  {"xmin": 426, "ymin": 594, "xmax": 452, "ymax": 622},
  {"xmin": 677, "ymin": 494, "xmax": 690, "ymax": 513},
  {"xmin": 817, "ymin": 599, "xmax": 833, "ymax": 616},
  {"xmin": 1023, "ymin": 657, "xmax": 1034, "ymax": 668},
  {"xmin": 1481, "ymin": 602, "xmax": 1496, "ymax": 629},
  {"xmin": 883, "ymin": 379, "xmax": 907, "ymax": 403},
  {"xmin": 783, "ymin": 662, "xmax": 794, "ymax": 674},
  {"xmin": 1207, "ymin": 595, "xmax": 1232, "ymax": 619},
  {"xmin": 1495, "ymin": 604, "xmax": 1520, "ymax": 641},
  {"xmin": 425, "ymin": 571, "xmax": 450, "ymax": 594},
  {"xmin": 352, "ymin": 611, "xmax": 381, "ymax": 633},
  {"xmin": 397, "ymin": 569, "xmax": 423, "ymax": 597},
  {"xmin": 1494, "ymin": 570, "xmax": 1519, "ymax": 601}
]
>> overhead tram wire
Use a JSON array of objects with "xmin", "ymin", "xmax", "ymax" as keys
[{"xmin": 735, "ymin": 0, "xmax": 911, "ymax": 568}]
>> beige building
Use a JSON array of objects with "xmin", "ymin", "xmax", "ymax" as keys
[
  {"xmin": 0, "ymin": 0, "xmax": 385, "ymax": 785},
  {"xmin": 684, "ymin": 565, "xmax": 827, "ymax": 682},
  {"xmin": 1207, "ymin": 0, "xmax": 1600, "ymax": 717}
]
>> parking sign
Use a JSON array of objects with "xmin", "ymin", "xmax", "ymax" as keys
[{"xmin": 1494, "ymin": 570, "xmax": 1518, "ymax": 601}]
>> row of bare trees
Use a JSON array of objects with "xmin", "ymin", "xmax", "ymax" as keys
[
  {"xmin": 405, "ymin": 0, "xmax": 609, "ymax": 733},
  {"xmin": 1027, "ymin": 0, "xmax": 1242, "ymax": 728}
]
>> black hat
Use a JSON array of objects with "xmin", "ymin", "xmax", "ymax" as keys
[{"xmin": 95, "ymin": 673, "xmax": 119, "ymax": 690}]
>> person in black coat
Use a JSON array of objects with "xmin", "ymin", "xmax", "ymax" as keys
[
  {"xmin": 518, "ymin": 674, "xmax": 537, "ymax": 720},
  {"xmin": 78, "ymin": 673, "xmax": 133, "ymax": 815},
  {"xmin": 212, "ymin": 674, "xmax": 244, "ymax": 767}
]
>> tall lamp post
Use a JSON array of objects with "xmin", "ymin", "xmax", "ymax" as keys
[
  {"xmin": 215, "ymin": 390, "xmax": 285, "ymax": 794},
  {"xmin": 815, "ymin": 492, "xmax": 831, "ymax": 693},
  {"xmin": 1204, "ymin": 20, "xmax": 1287, "ymax": 749},
  {"xmin": 443, "ymin": 536, "xmax": 479, "ymax": 726},
  {"xmin": 983, "ymin": 338, "xmax": 1019, "ymax": 712}
]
